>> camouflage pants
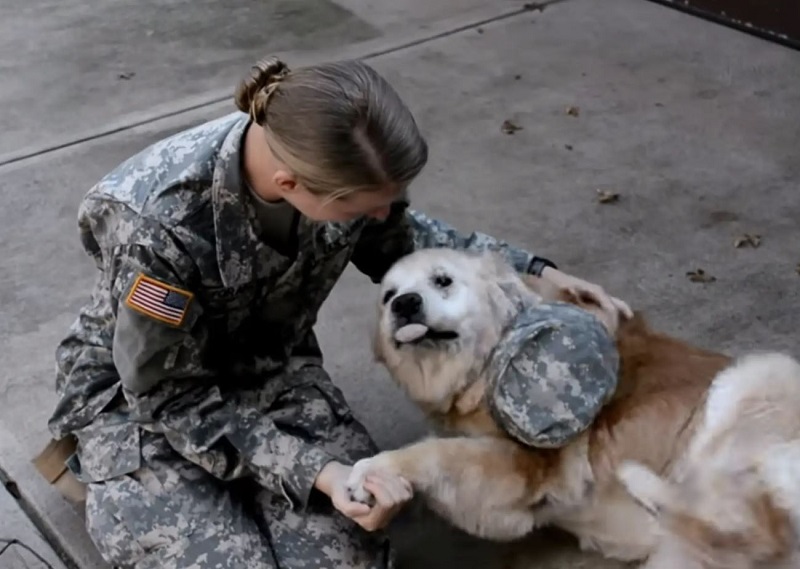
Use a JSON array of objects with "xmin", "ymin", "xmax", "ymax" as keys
[{"xmin": 83, "ymin": 380, "xmax": 394, "ymax": 569}]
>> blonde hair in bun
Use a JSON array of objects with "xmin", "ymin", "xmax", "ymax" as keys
[{"xmin": 234, "ymin": 55, "xmax": 428, "ymax": 201}]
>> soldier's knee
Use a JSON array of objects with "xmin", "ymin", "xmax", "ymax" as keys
[
  {"xmin": 85, "ymin": 482, "xmax": 149, "ymax": 566},
  {"xmin": 86, "ymin": 477, "xmax": 276, "ymax": 569},
  {"xmin": 85, "ymin": 478, "xmax": 199, "ymax": 568},
  {"xmin": 328, "ymin": 535, "xmax": 396, "ymax": 569}
]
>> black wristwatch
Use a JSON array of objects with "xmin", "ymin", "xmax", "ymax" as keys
[{"xmin": 528, "ymin": 256, "xmax": 557, "ymax": 277}]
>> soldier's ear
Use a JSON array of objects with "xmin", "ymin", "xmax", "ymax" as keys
[{"xmin": 273, "ymin": 169, "xmax": 299, "ymax": 195}]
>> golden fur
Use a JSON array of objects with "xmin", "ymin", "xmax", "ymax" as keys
[{"xmin": 345, "ymin": 249, "xmax": 800, "ymax": 567}]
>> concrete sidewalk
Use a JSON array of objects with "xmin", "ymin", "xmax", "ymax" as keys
[
  {"xmin": 1, "ymin": 0, "xmax": 799, "ymax": 567},
  {"xmin": 0, "ymin": 485, "xmax": 67, "ymax": 569}
]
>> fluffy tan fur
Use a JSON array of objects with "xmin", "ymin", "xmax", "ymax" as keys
[{"xmin": 346, "ymin": 250, "xmax": 800, "ymax": 567}]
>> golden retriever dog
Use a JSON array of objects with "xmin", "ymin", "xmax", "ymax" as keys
[
  {"xmin": 345, "ymin": 248, "xmax": 800, "ymax": 567},
  {"xmin": 617, "ymin": 351, "xmax": 800, "ymax": 568}
]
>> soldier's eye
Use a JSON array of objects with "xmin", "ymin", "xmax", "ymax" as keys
[
  {"xmin": 434, "ymin": 275, "xmax": 453, "ymax": 288},
  {"xmin": 382, "ymin": 289, "xmax": 397, "ymax": 305}
]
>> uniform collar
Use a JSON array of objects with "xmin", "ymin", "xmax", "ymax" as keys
[
  {"xmin": 211, "ymin": 114, "xmax": 261, "ymax": 289},
  {"xmin": 211, "ymin": 115, "xmax": 364, "ymax": 289}
]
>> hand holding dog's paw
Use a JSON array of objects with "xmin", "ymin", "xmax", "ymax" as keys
[
  {"xmin": 346, "ymin": 458, "xmax": 377, "ymax": 506},
  {"xmin": 342, "ymin": 457, "xmax": 414, "ymax": 532},
  {"xmin": 316, "ymin": 461, "xmax": 373, "ymax": 519}
]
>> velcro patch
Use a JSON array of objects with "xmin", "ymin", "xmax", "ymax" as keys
[{"xmin": 124, "ymin": 273, "xmax": 193, "ymax": 327}]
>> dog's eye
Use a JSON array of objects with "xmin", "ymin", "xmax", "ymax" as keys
[
  {"xmin": 382, "ymin": 289, "xmax": 397, "ymax": 305},
  {"xmin": 434, "ymin": 275, "xmax": 453, "ymax": 288}
]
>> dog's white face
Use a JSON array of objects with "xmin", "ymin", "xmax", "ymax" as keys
[{"xmin": 375, "ymin": 248, "xmax": 541, "ymax": 366}]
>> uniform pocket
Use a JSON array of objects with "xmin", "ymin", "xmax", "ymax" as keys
[{"xmin": 72, "ymin": 422, "xmax": 142, "ymax": 483}]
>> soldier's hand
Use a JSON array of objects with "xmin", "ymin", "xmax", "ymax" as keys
[
  {"xmin": 316, "ymin": 461, "xmax": 371, "ymax": 517},
  {"xmin": 317, "ymin": 461, "xmax": 413, "ymax": 531},
  {"xmin": 539, "ymin": 266, "xmax": 631, "ymax": 332},
  {"xmin": 347, "ymin": 471, "xmax": 413, "ymax": 532}
]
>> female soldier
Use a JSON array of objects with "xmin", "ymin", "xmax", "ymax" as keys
[{"xmin": 47, "ymin": 56, "xmax": 630, "ymax": 568}]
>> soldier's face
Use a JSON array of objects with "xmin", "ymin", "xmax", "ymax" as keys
[{"xmin": 289, "ymin": 183, "xmax": 401, "ymax": 223}]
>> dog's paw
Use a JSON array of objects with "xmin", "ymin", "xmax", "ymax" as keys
[
  {"xmin": 346, "ymin": 458, "xmax": 376, "ymax": 506},
  {"xmin": 616, "ymin": 461, "xmax": 670, "ymax": 516}
]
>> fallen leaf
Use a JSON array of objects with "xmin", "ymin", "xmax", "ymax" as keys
[
  {"xmin": 564, "ymin": 144, "xmax": 573, "ymax": 151},
  {"xmin": 566, "ymin": 106, "xmax": 580, "ymax": 117},
  {"xmin": 733, "ymin": 233, "xmax": 761, "ymax": 248},
  {"xmin": 117, "ymin": 71, "xmax": 136, "ymax": 80},
  {"xmin": 596, "ymin": 189, "xmax": 620, "ymax": 204},
  {"xmin": 501, "ymin": 119, "xmax": 523, "ymax": 134},
  {"xmin": 686, "ymin": 269, "xmax": 716, "ymax": 283},
  {"xmin": 522, "ymin": 0, "xmax": 566, "ymax": 12}
]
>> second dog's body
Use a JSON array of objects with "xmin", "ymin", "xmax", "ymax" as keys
[{"xmin": 346, "ymin": 248, "xmax": 800, "ymax": 567}]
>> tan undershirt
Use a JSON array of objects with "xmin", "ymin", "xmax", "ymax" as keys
[{"xmin": 246, "ymin": 182, "xmax": 299, "ymax": 257}]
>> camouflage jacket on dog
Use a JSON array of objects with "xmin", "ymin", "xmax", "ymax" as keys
[{"xmin": 487, "ymin": 301, "xmax": 620, "ymax": 448}]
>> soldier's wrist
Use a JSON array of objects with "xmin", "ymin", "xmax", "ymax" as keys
[
  {"xmin": 313, "ymin": 460, "xmax": 346, "ymax": 497},
  {"xmin": 528, "ymin": 256, "xmax": 557, "ymax": 277}
]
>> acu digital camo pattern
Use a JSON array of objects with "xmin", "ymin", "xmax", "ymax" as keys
[
  {"xmin": 47, "ymin": 111, "xmax": 542, "ymax": 566},
  {"xmin": 486, "ymin": 301, "xmax": 620, "ymax": 449},
  {"xmin": 85, "ymin": 421, "xmax": 392, "ymax": 568}
]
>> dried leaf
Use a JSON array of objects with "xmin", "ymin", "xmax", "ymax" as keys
[
  {"xmin": 564, "ymin": 144, "xmax": 573, "ymax": 151},
  {"xmin": 501, "ymin": 119, "xmax": 523, "ymax": 134},
  {"xmin": 733, "ymin": 233, "xmax": 761, "ymax": 248},
  {"xmin": 566, "ymin": 106, "xmax": 580, "ymax": 117},
  {"xmin": 117, "ymin": 71, "xmax": 136, "ymax": 80},
  {"xmin": 596, "ymin": 189, "xmax": 620, "ymax": 204},
  {"xmin": 686, "ymin": 269, "xmax": 716, "ymax": 283}
]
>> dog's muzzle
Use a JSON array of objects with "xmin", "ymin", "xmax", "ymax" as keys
[
  {"xmin": 391, "ymin": 292, "xmax": 424, "ymax": 327},
  {"xmin": 389, "ymin": 292, "xmax": 459, "ymax": 345}
]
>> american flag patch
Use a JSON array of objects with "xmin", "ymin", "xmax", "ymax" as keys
[{"xmin": 124, "ymin": 274, "xmax": 193, "ymax": 326}]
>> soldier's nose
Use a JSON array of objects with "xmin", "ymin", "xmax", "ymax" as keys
[
  {"xmin": 368, "ymin": 206, "xmax": 391, "ymax": 221},
  {"xmin": 391, "ymin": 293, "xmax": 422, "ymax": 318}
]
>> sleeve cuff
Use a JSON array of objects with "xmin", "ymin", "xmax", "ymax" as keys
[
  {"xmin": 527, "ymin": 256, "xmax": 558, "ymax": 276},
  {"xmin": 280, "ymin": 443, "xmax": 338, "ymax": 510}
]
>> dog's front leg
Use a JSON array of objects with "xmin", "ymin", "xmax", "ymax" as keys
[{"xmin": 346, "ymin": 436, "xmax": 554, "ymax": 541}]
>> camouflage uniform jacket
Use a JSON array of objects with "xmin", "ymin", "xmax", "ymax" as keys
[
  {"xmin": 48, "ymin": 111, "xmax": 542, "ymax": 508},
  {"xmin": 487, "ymin": 301, "xmax": 620, "ymax": 448}
]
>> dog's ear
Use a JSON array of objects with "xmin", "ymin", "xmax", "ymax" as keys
[
  {"xmin": 372, "ymin": 337, "xmax": 386, "ymax": 364},
  {"xmin": 370, "ymin": 319, "xmax": 387, "ymax": 364}
]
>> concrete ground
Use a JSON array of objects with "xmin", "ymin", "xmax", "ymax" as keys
[
  {"xmin": 1, "ymin": 0, "xmax": 798, "ymax": 567},
  {"xmin": 0, "ymin": 485, "xmax": 67, "ymax": 569}
]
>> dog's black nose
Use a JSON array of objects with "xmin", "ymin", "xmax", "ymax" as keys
[{"xmin": 391, "ymin": 293, "xmax": 422, "ymax": 318}]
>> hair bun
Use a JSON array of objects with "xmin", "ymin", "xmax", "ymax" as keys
[{"xmin": 234, "ymin": 56, "xmax": 290, "ymax": 119}]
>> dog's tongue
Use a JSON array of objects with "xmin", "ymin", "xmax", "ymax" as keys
[{"xmin": 394, "ymin": 323, "xmax": 429, "ymax": 343}]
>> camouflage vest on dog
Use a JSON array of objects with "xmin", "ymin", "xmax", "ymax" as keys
[{"xmin": 486, "ymin": 301, "xmax": 620, "ymax": 448}]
